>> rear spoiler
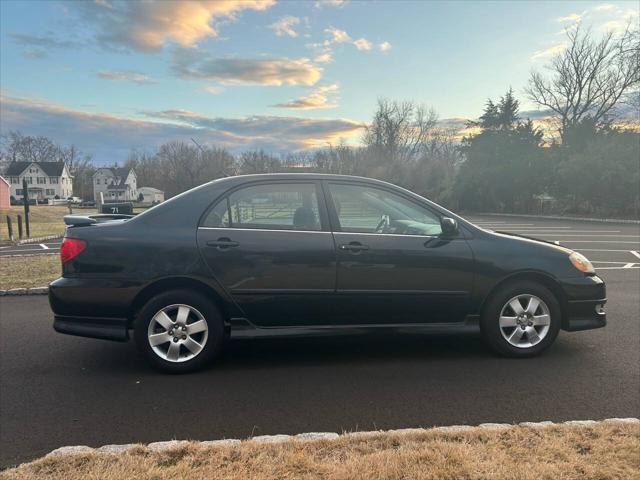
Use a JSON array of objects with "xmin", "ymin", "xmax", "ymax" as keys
[{"xmin": 64, "ymin": 214, "xmax": 135, "ymax": 227}]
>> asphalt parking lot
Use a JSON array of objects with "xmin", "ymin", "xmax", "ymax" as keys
[{"xmin": 1, "ymin": 214, "xmax": 638, "ymax": 468}]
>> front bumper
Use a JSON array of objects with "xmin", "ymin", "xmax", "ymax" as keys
[{"xmin": 560, "ymin": 275, "xmax": 607, "ymax": 332}]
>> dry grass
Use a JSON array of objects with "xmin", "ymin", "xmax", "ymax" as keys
[
  {"xmin": 0, "ymin": 255, "xmax": 60, "ymax": 289},
  {"xmin": 0, "ymin": 205, "xmax": 148, "ymax": 241},
  {"xmin": 0, "ymin": 206, "xmax": 93, "ymax": 239},
  {"xmin": 2, "ymin": 422, "xmax": 638, "ymax": 480}
]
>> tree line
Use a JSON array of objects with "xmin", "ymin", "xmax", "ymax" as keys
[{"xmin": 2, "ymin": 24, "xmax": 638, "ymax": 217}]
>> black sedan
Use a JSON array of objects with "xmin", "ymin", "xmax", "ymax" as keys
[{"xmin": 50, "ymin": 174, "xmax": 606, "ymax": 372}]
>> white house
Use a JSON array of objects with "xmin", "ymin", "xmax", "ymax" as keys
[
  {"xmin": 93, "ymin": 167, "xmax": 137, "ymax": 202},
  {"xmin": 4, "ymin": 161, "xmax": 74, "ymax": 201},
  {"xmin": 137, "ymin": 187, "xmax": 165, "ymax": 204}
]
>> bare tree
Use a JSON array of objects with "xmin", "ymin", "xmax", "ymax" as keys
[
  {"xmin": 1, "ymin": 131, "xmax": 65, "ymax": 163},
  {"xmin": 526, "ymin": 24, "xmax": 640, "ymax": 140},
  {"xmin": 363, "ymin": 99, "xmax": 439, "ymax": 166}
]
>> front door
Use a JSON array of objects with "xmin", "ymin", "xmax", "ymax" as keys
[
  {"xmin": 197, "ymin": 181, "xmax": 336, "ymax": 327},
  {"xmin": 325, "ymin": 182, "xmax": 475, "ymax": 325}
]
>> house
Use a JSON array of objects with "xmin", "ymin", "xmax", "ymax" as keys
[
  {"xmin": 0, "ymin": 176, "xmax": 10, "ymax": 209},
  {"xmin": 137, "ymin": 187, "xmax": 165, "ymax": 204},
  {"xmin": 93, "ymin": 167, "xmax": 137, "ymax": 203},
  {"xmin": 4, "ymin": 161, "xmax": 74, "ymax": 202}
]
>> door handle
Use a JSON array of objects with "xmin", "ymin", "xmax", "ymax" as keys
[
  {"xmin": 340, "ymin": 242, "xmax": 369, "ymax": 253},
  {"xmin": 206, "ymin": 238, "xmax": 239, "ymax": 250}
]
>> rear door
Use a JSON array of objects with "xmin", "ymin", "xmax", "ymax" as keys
[
  {"xmin": 325, "ymin": 181, "xmax": 475, "ymax": 325},
  {"xmin": 197, "ymin": 181, "xmax": 336, "ymax": 327}
]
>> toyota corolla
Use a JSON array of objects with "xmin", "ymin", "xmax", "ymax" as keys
[{"xmin": 50, "ymin": 174, "xmax": 606, "ymax": 372}]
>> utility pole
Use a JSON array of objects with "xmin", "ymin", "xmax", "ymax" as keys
[{"xmin": 21, "ymin": 177, "xmax": 30, "ymax": 237}]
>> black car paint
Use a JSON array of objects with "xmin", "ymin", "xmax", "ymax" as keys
[{"xmin": 49, "ymin": 174, "xmax": 606, "ymax": 342}]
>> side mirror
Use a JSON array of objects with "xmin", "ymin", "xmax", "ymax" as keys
[{"xmin": 440, "ymin": 217, "xmax": 459, "ymax": 237}]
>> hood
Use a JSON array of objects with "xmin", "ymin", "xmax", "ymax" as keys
[{"xmin": 490, "ymin": 229, "xmax": 574, "ymax": 255}]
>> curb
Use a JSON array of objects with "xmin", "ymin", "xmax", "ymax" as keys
[
  {"xmin": 16, "ymin": 234, "xmax": 63, "ymax": 245},
  {"xmin": 469, "ymin": 212, "xmax": 640, "ymax": 224},
  {"xmin": 43, "ymin": 417, "xmax": 639, "ymax": 459},
  {"xmin": 0, "ymin": 286, "xmax": 49, "ymax": 296}
]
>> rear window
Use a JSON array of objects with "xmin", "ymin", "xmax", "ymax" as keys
[{"xmin": 202, "ymin": 183, "xmax": 321, "ymax": 231}]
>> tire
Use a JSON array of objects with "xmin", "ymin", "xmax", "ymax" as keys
[
  {"xmin": 480, "ymin": 281, "xmax": 561, "ymax": 357},
  {"xmin": 134, "ymin": 290, "xmax": 224, "ymax": 373}
]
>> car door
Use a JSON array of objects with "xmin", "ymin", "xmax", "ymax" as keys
[
  {"xmin": 197, "ymin": 181, "xmax": 336, "ymax": 327},
  {"xmin": 325, "ymin": 181, "xmax": 475, "ymax": 325}
]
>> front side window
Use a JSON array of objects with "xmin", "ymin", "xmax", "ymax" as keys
[
  {"xmin": 328, "ymin": 183, "xmax": 442, "ymax": 236},
  {"xmin": 203, "ymin": 183, "xmax": 321, "ymax": 231}
]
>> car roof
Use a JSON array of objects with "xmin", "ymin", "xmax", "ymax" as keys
[{"xmin": 212, "ymin": 173, "xmax": 397, "ymax": 187}]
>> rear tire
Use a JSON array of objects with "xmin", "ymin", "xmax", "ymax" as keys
[
  {"xmin": 480, "ymin": 281, "xmax": 561, "ymax": 357},
  {"xmin": 134, "ymin": 290, "xmax": 224, "ymax": 373}
]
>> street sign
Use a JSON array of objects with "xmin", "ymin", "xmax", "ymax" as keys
[{"xmin": 101, "ymin": 202, "xmax": 133, "ymax": 215}]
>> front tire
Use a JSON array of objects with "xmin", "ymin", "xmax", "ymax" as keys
[
  {"xmin": 480, "ymin": 281, "xmax": 561, "ymax": 357},
  {"xmin": 134, "ymin": 290, "xmax": 224, "ymax": 373}
]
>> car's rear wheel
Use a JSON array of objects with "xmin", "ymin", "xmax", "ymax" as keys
[
  {"xmin": 480, "ymin": 281, "xmax": 561, "ymax": 357},
  {"xmin": 134, "ymin": 290, "xmax": 224, "ymax": 373}
]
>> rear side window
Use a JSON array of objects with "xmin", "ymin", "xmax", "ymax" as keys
[{"xmin": 203, "ymin": 183, "xmax": 321, "ymax": 231}]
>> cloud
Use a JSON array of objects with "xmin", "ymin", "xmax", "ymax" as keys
[
  {"xmin": 325, "ymin": 27, "xmax": 352, "ymax": 44},
  {"xmin": 315, "ymin": 0, "xmax": 346, "ymax": 8},
  {"xmin": 593, "ymin": 4, "xmax": 615, "ymax": 12},
  {"xmin": 378, "ymin": 41, "xmax": 392, "ymax": 52},
  {"xmin": 269, "ymin": 15, "xmax": 301, "ymax": 38},
  {"xmin": 10, "ymin": 32, "xmax": 81, "ymax": 59},
  {"xmin": 314, "ymin": 52, "xmax": 333, "ymax": 63},
  {"xmin": 143, "ymin": 109, "xmax": 362, "ymax": 148},
  {"xmin": 75, "ymin": 0, "xmax": 275, "ymax": 52},
  {"xmin": 556, "ymin": 12, "xmax": 584, "ymax": 23},
  {"xmin": 97, "ymin": 70, "xmax": 156, "ymax": 84},
  {"xmin": 531, "ymin": 44, "xmax": 566, "ymax": 60},
  {"xmin": 9, "ymin": 32, "xmax": 79, "ymax": 49},
  {"xmin": 202, "ymin": 85, "xmax": 224, "ymax": 94},
  {"xmin": 353, "ymin": 38, "xmax": 373, "ymax": 50},
  {"xmin": 172, "ymin": 49, "xmax": 322, "ymax": 86},
  {"xmin": 0, "ymin": 93, "xmax": 362, "ymax": 162},
  {"xmin": 272, "ymin": 84, "xmax": 339, "ymax": 109}
]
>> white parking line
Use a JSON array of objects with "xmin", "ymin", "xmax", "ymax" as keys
[
  {"xmin": 596, "ymin": 266, "xmax": 640, "ymax": 270},
  {"xmin": 559, "ymin": 241, "xmax": 640, "ymax": 243},
  {"xmin": 631, "ymin": 251, "xmax": 640, "ymax": 259},
  {"xmin": 40, "ymin": 243, "xmax": 49, "ymax": 250}
]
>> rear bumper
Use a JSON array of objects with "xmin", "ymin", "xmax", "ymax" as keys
[{"xmin": 53, "ymin": 314, "xmax": 129, "ymax": 341}]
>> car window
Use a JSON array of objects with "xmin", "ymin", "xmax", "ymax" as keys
[
  {"xmin": 328, "ymin": 183, "xmax": 442, "ymax": 236},
  {"xmin": 202, "ymin": 196, "xmax": 231, "ymax": 227},
  {"xmin": 204, "ymin": 183, "xmax": 321, "ymax": 231}
]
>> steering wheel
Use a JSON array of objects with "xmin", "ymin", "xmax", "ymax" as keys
[{"xmin": 374, "ymin": 214, "xmax": 390, "ymax": 233}]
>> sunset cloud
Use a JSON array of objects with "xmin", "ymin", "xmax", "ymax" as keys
[
  {"xmin": 272, "ymin": 84, "xmax": 339, "ymax": 109},
  {"xmin": 97, "ymin": 70, "xmax": 156, "ymax": 84},
  {"xmin": 531, "ymin": 44, "xmax": 566, "ymax": 61},
  {"xmin": 0, "ymin": 93, "xmax": 363, "ymax": 160},
  {"xmin": 172, "ymin": 50, "xmax": 322, "ymax": 86},
  {"xmin": 269, "ymin": 15, "xmax": 301, "ymax": 38},
  {"xmin": 75, "ymin": 0, "xmax": 275, "ymax": 52},
  {"xmin": 378, "ymin": 41, "xmax": 392, "ymax": 52}
]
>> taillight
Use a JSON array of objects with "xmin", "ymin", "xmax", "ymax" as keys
[{"xmin": 60, "ymin": 237, "xmax": 86, "ymax": 263}]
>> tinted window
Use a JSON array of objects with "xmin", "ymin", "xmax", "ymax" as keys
[
  {"xmin": 328, "ymin": 183, "xmax": 442, "ymax": 236},
  {"xmin": 203, "ymin": 183, "xmax": 321, "ymax": 231}
]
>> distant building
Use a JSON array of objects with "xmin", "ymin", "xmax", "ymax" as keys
[
  {"xmin": 0, "ymin": 176, "xmax": 10, "ymax": 208},
  {"xmin": 137, "ymin": 187, "xmax": 165, "ymax": 204},
  {"xmin": 4, "ymin": 161, "xmax": 74, "ymax": 201},
  {"xmin": 93, "ymin": 167, "xmax": 137, "ymax": 203}
]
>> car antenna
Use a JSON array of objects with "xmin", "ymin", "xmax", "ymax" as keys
[{"xmin": 191, "ymin": 137, "xmax": 232, "ymax": 178}]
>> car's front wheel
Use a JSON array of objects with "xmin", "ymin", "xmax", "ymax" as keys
[
  {"xmin": 480, "ymin": 281, "xmax": 561, "ymax": 357},
  {"xmin": 134, "ymin": 290, "xmax": 224, "ymax": 373}
]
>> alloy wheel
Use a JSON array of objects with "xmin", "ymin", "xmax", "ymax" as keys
[
  {"xmin": 498, "ymin": 294, "xmax": 551, "ymax": 349},
  {"xmin": 147, "ymin": 304, "xmax": 209, "ymax": 362}
]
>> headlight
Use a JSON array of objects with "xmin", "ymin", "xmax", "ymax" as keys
[{"xmin": 569, "ymin": 252, "xmax": 595, "ymax": 274}]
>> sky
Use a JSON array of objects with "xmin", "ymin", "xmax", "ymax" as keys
[{"xmin": 1, "ymin": 0, "xmax": 638, "ymax": 164}]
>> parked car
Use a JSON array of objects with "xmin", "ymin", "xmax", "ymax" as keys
[
  {"xmin": 67, "ymin": 196, "xmax": 82, "ymax": 205},
  {"xmin": 50, "ymin": 174, "xmax": 606, "ymax": 372},
  {"xmin": 80, "ymin": 200, "xmax": 96, "ymax": 207}
]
